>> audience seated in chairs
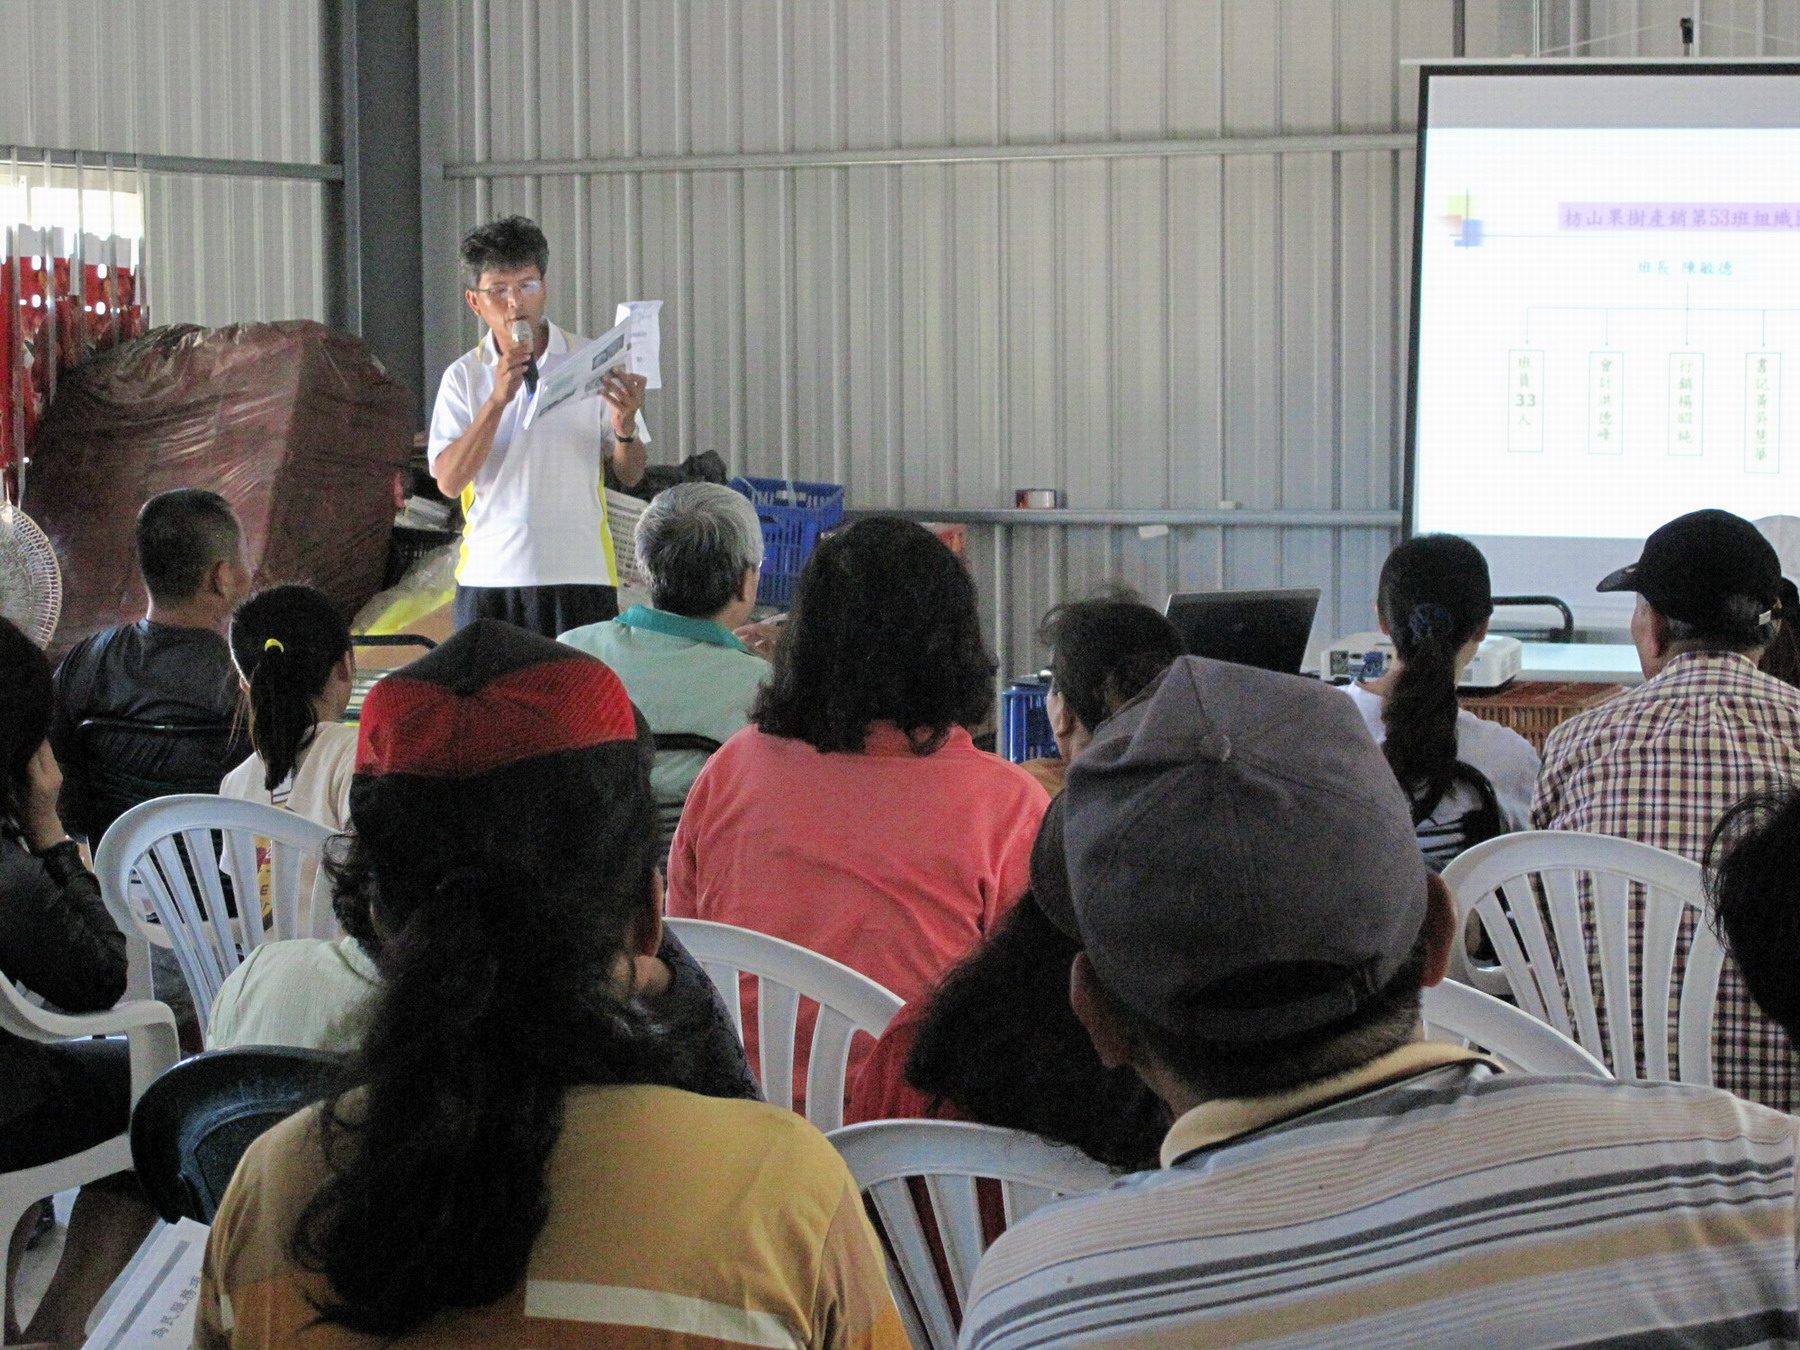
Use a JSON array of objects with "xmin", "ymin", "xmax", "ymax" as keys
[
  {"xmin": 667, "ymin": 516, "xmax": 1049, "ymax": 1096},
  {"xmin": 1533, "ymin": 508, "xmax": 1800, "ymax": 1111},
  {"xmin": 848, "ymin": 795, "xmax": 1166, "ymax": 1172},
  {"xmin": 195, "ymin": 619, "xmax": 899, "ymax": 1348},
  {"xmin": 558, "ymin": 483, "xmax": 771, "ymax": 857},
  {"xmin": 206, "ymin": 626, "xmax": 753, "ymax": 1092},
  {"xmin": 1342, "ymin": 534, "xmax": 1539, "ymax": 868},
  {"xmin": 0, "ymin": 617, "xmax": 156, "ymax": 1350},
  {"xmin": 216, "ymin": 584, "xmax": 360, "ymax": 922},
  {"xmin": 1017, "ymin": 590, "xmax": 1183, "ymax": 797},
  {"xmin": 48, "ymin": 488, "xmax": 253, "ymax": 846},
  {"xmin": 957, "ymin": 655, "xmax": 1800, "ymax": 1350}
]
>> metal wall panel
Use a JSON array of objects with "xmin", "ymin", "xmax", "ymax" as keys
[
  {"xmin": 0, "ymin": 0, "xmax": 327, "ymax": 327},
  {"xmin": 0, "ymin": 0, "xmax": 321, "ymax": 160},
  {"xmin": 429, "ymin": 0, "xmax": 1489, "ymax": 676},
  {"xmin": 1513, "ymin": 0, "xmax": 1799, "ymax": 55},
  {"xmin": 141, "ymin": 176, "xmax": 325, "ymax": 326}
]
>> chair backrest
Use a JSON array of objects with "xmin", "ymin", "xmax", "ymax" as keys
[
  {"xmin": 1442, "ymin": 830, "xmax": 1721, "ymax": 1084},
  {"xmin": 1412, "ymin": 761, "xmax": 1505, "ymax": 872},
  {"xmin": 130, "ymin": 1046, "xmax": 342, "ymax": 1223},
  {"xmin": 828, "ymin": 1119, "xmax": 1115, "ymax": 1350},
  {"xmin": 1422, "ymin": 979, "xmax": 1611, "ymax": 1077},
  {"xmin": 650, "ymin": 732, "xmax": 723, "ymax": 857},
  {"xmin": 664, "ymin": 917, "xmax": 902, "ymax": 1130},
  {"xmin": 96, "ymin": 794, "xmax": 336, "ymax": 1025},
  {"xmin": 73, "ymin": 716, "xmax": 238, "ymax": 842}
]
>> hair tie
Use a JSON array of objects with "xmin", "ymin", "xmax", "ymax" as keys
[
  {"xmin": 263, "ymin": 638, "xmax": 285, "ymax": 654},
  {"xmin": 1407, "ymin": 603, "xmax": 1455, "ymax": 645}
]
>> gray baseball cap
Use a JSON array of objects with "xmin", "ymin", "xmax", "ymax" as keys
[{"xmin": 1058, "ymin": 655, "xmax": 1429, "ymax": 1042}]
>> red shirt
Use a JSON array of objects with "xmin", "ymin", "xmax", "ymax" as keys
[
  {"xmin": 668, "ymin": 723, "xmax": 1048, "ymax": 1103},
  {"xmin": 846, "ymin": 998, "xmax": 964, "ymax": 1125}
]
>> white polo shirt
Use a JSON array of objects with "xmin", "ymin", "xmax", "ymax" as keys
[{"xmin": 427, "ymin": 321, "xmax": 651, "ymax": 589}]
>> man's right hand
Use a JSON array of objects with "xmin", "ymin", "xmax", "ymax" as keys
[{"xmin": 487, "ymin": 335, "xmax": 536, "ymax": 409}]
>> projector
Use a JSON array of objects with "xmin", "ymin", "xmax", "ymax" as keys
[{"xmin": 1321, "ymin": 633, "xmax": 1522, "ymax": 694}]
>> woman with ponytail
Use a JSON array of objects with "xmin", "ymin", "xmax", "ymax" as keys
[
  {"xmin": 195, "ymin": 620, "xmax": 905, "ymax": 1350},
  {"xmin": 222, "ymin": 585, "xmax": 358, "ymax": 835},
  {"xmin": 1342, "ymin": 535, "xmax": 1539, "ymax": 866}
]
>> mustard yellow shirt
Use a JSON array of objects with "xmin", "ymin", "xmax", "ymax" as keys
[{"xmin": 197, "ymin": 1083, "xmax": 907, "ymax": 1349}]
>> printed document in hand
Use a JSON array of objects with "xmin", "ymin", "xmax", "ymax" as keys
[
  {"xmin": 82, "ymin": 1217, "xmax": 210, "ymax": 1349},
  {"xmin": 525, "ymin": 317, "xmax": 632, "ymax": 427},
  {"xmin": 615, "ymin": 300, "xmax": 664, "ymax": 389}
]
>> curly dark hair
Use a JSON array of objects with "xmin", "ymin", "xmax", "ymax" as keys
[
  {"xmin": 291, "ymin": 731, "xmax": 687, "ymax": 1338},
  {"xmin": 1707, "ymin": 787, "xmax": 1800, "ymax": 1046},
  {"xmin": 752, "ymin": 516, "xmax": 994, "ymax": 754},
  {"xmin": 905, "ymin": 894, "xmax": 1168, "ymax": 1171}
]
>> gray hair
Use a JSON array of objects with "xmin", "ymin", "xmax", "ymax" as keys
[
  {"xmin": 634, "ymin": 483, "xmax": 765, "ymax": 619},
  {"xmin": 1664, "ymin": 593, "xmax": 1779, "ymax": 652}
]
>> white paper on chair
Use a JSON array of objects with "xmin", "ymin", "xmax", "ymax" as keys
[
  {"xmin": 525, "ymin": 318, "xmax": 633, "ymax": 428},
  {"xmin": 83, "ymin": 1218, "xmax": 209, "ymax": 1350},
  {"xmin": 614, "ymin": 300, "xmax": 664, "ymax": 389}
]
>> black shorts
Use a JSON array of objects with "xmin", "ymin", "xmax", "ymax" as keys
[
  {"xmin": 0, "ymin": 1037, "xmax": 130, "ymax": 1173},
  {"xmin": 453, "ymin": 583, "xmax": 619, "ymax": 640}
]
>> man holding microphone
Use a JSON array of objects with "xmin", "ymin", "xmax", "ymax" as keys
[{"xmin": 429, "ymin": 216, "xmax": 650, "ymax": 636}]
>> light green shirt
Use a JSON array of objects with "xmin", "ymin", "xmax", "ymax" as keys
[{"xmin": 559, "ymin": 607, "xmax": 770, "ymax": 829}]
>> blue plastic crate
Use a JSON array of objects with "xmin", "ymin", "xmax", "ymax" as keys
[
  {"xmin": 1000, "ymin": 677, "xmax": 1060, "ymax": 764},
  {"xmin": 730, "ymin": 475, "xmax": 847, "ymax": 608}
]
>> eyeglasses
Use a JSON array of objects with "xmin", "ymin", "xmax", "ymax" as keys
[{"xmin": 470, "ymin": 279, "xmax": 544, "ymax": 300}]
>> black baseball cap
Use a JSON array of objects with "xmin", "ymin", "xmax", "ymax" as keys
[{"xmin": 1597, "ymin": 509, "xmax": 1781, "ymax": 630}]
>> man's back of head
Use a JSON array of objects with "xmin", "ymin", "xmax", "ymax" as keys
[
  {"xmin": 135, "ymin": 488, "xmax": 246, "ymax": 616},
  {"xmin": 1044, "ymin": 655, "xmax": 1441, "ymax": 1106},
  {"xmin": 959, "ymin": 655, "xmax": 1800, "ymax": 1350},
  {"xmin": 1598, "ymin": 508, "xmax": 1783, "ymax": 668},
  {"xmin": 634, "ymin": 482, "xmax": 764, "ymax": 623}
]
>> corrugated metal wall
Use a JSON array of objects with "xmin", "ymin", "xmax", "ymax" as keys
[
  {"xmin": 0, "ymin": 0, "xmax": 326, "ymax": 326},
  {"xmin": 426, "ymin": 0, "xmax": 1798, "ymax": 676},
  {"xmin": 1520, "ymin": 0, "xmax": 1799, "ymax": 56}
]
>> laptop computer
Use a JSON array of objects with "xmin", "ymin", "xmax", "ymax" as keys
[{"xmin": 1163, "ymin": 588, "xmax": 1321, "ymax": 675}]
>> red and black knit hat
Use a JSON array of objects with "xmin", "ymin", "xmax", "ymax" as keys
[{"xmin": 356, "ymin": 618, "xmax": 641, "ymax": 783}]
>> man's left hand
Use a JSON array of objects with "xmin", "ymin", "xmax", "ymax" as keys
[{"xmin": 601, "ymin": 370, "xmax": 647, "ymax": 438}]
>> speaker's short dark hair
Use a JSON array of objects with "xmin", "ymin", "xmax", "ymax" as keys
[
  {"xmin": 1128, "ymin": 923, "xmax": 1433, "ymax": 1100},
  {"xmin": 135, "ymin": 489, "xmax": 242, "ymax": 603},
  {"xmin": 461, "ymin": 216, "xmax": 549, "ymax": 289}
]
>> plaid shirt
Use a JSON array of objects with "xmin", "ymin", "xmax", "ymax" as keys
[{"xmin": 1533, "ymin": 650, "xmax": 1800, "ymax": 1109}]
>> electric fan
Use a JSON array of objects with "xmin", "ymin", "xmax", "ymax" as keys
[{"xmin": 0, "ymin": 497, "xmax": 63, "ymax": 647}]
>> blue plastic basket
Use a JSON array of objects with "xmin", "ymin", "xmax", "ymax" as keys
[
  {"xmin": 1000, "ymin": 677, "xmax": 1060, "ymax": 764},
  {"xmin": 730, "ymin": 476, "xmax": 847, "ymax": 608}
]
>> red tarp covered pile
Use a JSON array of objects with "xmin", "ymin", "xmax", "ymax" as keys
[{"xmin": 26, "ymin": 320, "xmax": 412, "ymax": 657}]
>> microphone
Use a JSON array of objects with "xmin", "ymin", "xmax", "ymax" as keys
[{"xmin": 510, "ymin": 319, "xmax": 539, "ymax": 396}]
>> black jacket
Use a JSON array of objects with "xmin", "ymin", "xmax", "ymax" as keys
[{"xmin": 0, "ymin": 828, "xmax": 128, "ymax": 1126}]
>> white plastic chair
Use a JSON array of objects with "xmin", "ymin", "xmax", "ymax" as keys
[
  {"xmin": 0, "ymin": 973, "xmax": 179, "ymax": 1288},
  {"xmin": 664, "ymin": 917, "xmax": 902, "ymax": 1130},
  {"xmin": 1422, "ymin": 978, "xmax": 1610, "ymax": 1077},
  {"xmin": 96, "ymin": 794, "xmax": 336, "ymax": 1028},
  {"xmin": 828, "ymin": 1119, "xmax": 1115, "ymax": 1350},
  {"xmin": 1442, "ymin": 830, "xmax": 1721, "ymax": 1084}
]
